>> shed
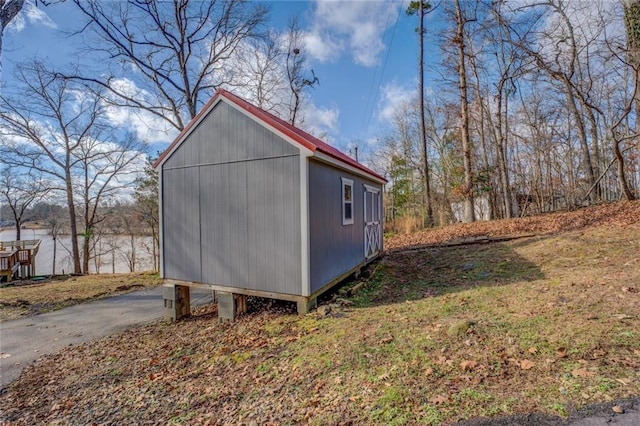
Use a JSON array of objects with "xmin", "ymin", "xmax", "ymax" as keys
[{"xmin": 154, "ymin": 90, "xmax": 386, "ymax": 320}]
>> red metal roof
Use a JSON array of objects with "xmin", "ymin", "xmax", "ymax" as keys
[{"xmin": 154, "ymin": 89, "xmax": 387, "ymax": 183}]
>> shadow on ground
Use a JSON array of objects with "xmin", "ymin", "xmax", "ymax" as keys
[{"xmin": 332, "ymin": 238, "xmax": 545, "ymax": 308}]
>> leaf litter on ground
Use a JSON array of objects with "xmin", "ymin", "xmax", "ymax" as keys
[{"xmin": 2, "ymin": 201, "xmax": 640, "ymax": 425}]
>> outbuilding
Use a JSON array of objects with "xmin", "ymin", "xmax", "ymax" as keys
[{"xmin": 154, "ymin": 90, "xmax": 386, "ymax": 320}]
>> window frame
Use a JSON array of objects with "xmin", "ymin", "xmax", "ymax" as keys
[{"xmin": 341, "ymin": 177, "xmax": 354, "ymax": 226}]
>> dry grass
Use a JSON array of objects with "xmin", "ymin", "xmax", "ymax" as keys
[
  {"xmin": 1, "ymin": 203, "xmax": 640, "ymax": 424},
  {"xmin": 0, "ymin": 272, "xmax": 162, "ymax": 321}
]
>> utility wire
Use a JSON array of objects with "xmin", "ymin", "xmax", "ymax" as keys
[{"xmin": 360, "ymin": 0, "xmax": 402, "ymax": 138}]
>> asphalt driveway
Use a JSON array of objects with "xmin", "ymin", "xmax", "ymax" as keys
[{"xmin": 0, "ymin": 286, "xmax": 213, "ymax": 389}]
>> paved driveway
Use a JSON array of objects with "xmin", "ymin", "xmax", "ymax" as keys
[{"xmin": 0, "ymin": 286, "xmax": 213, "ymax": 389}]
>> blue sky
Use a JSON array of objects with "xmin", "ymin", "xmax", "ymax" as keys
[{"xmin": 2, "ymin": 0, "xmax": 442, "ymax": 157}]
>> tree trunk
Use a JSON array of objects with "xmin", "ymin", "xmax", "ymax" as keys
[
  {"xmin": 152, "ymin": 228, "xmax": 158, "ymax": 272},
  {"xmin": 65, "ymin": 168, "xmax": 81, "ymax": 274},
  {"xmin": 454, "ymin": 0, "xmax": 475, "ymax": 222},
  {"xmin": 585, "ymin": 106, "xmax": 601, "ymax": 201},
  {"xmin": 52, "ymin": 236, "xmax": 57, "ymax": 275},
  {"xmin": 419, "ymin": 0, "xmax": 434, "ymax": 228},
  {"xmin": 130, "ymin": 234, "xmax": 136, "ymax": 272},
  {"xmin": 495, "ymin": 87, "xmax": 513, "ymax": 218},
  {"xmin": 0, "ymin": 0, "xmax": 26, "ymax": 92},
  {"xmin": 612, "ymin": 131, "xmax": 636, "ymax": 201},
  {"xmin": 563, "ymin": 80, "xmax": 596, "ymax": 204},
  {"xmin": 624, "ymin": 0, "xmax": 640, "ymax": 133},
  {"xmin": 82, "ymin": 235, "xmax": 90, "ymax": 274}
]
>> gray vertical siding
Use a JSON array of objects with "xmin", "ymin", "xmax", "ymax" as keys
[
  {"xmin": 162, "ymin": 100, "xmax": 302, "ymax": 295},
  {"xmin": 308, "ymin": 160, "xmax": 383, "ymax": 293},
  {"xmin": 162, "ymin": 168, "xmax": 202, "ymax": 283},
  {"xmin": 163, "ymin": 102, "xmax": 298, "ymax": 169}
]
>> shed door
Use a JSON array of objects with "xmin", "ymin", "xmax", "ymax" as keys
[{"xmin": 364, "ymin": 185, "xmax": 381, "ymax": 260}]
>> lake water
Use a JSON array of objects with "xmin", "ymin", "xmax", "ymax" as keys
[{"xmin": 0, "ymin": 229, "xmax": 155, "ymax": 276}]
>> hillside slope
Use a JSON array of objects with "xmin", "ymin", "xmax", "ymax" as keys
[
  {"xmin": 1, "ymin": 202, "xmax": 639, "ymax": 425},
  {"xmin": 386, "ymin": 201, "xmax": 640, "ymax": 250}
]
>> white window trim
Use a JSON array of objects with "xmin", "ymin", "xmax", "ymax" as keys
[
  {"xmin": 341, "ymin": 177, "xmax": 354, "ymax": 225},
  {"xmin": 363, "ymin": 184, "xmax": 380, "ymax": 194}
]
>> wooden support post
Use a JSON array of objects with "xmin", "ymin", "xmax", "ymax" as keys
[
  {"xmin": 236, "ymin": 294, "xmax": 247, "ymax": 316},
  {"xmin": 217, "ymin": 292, "xmax": 248, "ymax": 322},
  {"xmin": 296, "ymin": 297, "xmax": 316, "ymax": 315}
]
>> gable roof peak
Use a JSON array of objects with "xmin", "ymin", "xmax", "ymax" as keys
[{"xmin": 153, "ymin": 89, "xmax": 386, "ymax": 184}]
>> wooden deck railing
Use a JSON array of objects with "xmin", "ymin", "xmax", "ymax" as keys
[
  {"xmin": 0, "ymin": 240, "xmax": 41, "ymax": 281},
  {"xmin": 0, "ymin": 250, "xmax": 20, "ymax": 282}
]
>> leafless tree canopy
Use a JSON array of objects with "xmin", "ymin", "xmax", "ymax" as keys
[
  {"xmin": 70, "ymin": 0, "xmax": 269, "ymax": 131},
  {"xmin": 0, "ymin": 61, "xmax": 145, "ymax": 273},
  {"xmin": 381, "ymin": 0, "xmax": 640, "ymax": 231}
]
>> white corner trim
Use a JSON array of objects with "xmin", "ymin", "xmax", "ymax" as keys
[
  {"xmin": 158, "ymin": 168, "xmax": 165, "ymax": 278},
  {"xmin": 300, "ymin": 153, "xmax": 311, "ymax": 297}
]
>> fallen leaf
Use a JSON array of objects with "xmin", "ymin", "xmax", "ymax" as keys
[
  {"xmin": 571, "ymin": 368, "xmax": 596, "ymax": 377},
  {"xmin": 612, "ymin": 405, "xmax": 624, "ymax": 414},
  {"xmin": 379, "ymin": 335, "xmax": 394, "ymax": 344},
  {"xmin": 424, "ymin": 367, "xmax": 434, "ymax": 376},
  {"xmin": 528, "ymin": 347, "xmax": 538, "ymax": 354},
  {"xmin": 435, "ymin": 356, "xmax": 448, "ymax": 365},
  {"xmin": 429, "ymin": 394, "xmax": 448, "ymax": 405},
  {"xmin": 520, "ymin": 360, "xmax": 535, "ymax": 370},
  {"xmin": 556, "ymin": 348, "xmax": 568, "ymax": 358},
  {"xmin": 460, "ymin": 360, "xmax": 478, "ymax": 371}
]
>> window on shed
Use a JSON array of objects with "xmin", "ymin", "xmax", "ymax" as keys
[{"xmin": 342, "ymin": 178, "xmax": 354, "ymax": 225}]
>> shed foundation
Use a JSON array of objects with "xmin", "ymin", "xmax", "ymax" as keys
[{"xmin": 163, "ymin": 284, "xmax": 191, "ymax": 321}]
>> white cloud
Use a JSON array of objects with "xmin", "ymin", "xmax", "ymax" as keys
[
  {"xmin": 304, "ymin": 0, "xmax": 401, "ymax": 67},
  {"xmin": 377, "ymin": 81, "xmax": 416, "ymax": 123},
  {"xmin": 7, "ymin": 1, "xmax": 57, "ymax": 33},
  {"xmin": 299, "ymin": 100, "xmax": 340, "ymax": 141},
  {"xmin": 105, "ymin": 105, "xmax": 177, "ymax": 145},
  {"xmin": 103, "ymin": 78, "xmax": 178, "ymax": 144}
]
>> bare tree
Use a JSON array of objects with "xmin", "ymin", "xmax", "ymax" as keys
[
  {"xmin": 407, "ymin": 0, "xmax": 435, "ymax": 228},
  {"xmin": 133, "ymin": 159, "xmax": 159, "ymax": 272},
  {"xmin": 513, "ymin": 1, "xmax": 604, "ymax": 203},
  {"xmin": 284, "ymin": 16, "xmax": 318, "ymax": 127},
  {"xmin": 69, "ymin": 0, "xmax": 268, "ymax": 131},
  {"xmin": 0, "ymin": 167, "xmax": 48, "ymax": 240},
  {"xmin": 0, "ymin": 60, "xmax": 144, "ymax": 273},
  {"xmin": 0, "ymin": 0, "xmax": 24, "ymax": 89},
  {"xmin": 625, "ymin": 0, "xmax": 640, "ymax": 132},
  {"xmin": 46, "ymin": 213, "xmax": 63, "ymax": 274},
  {"xmin": 452, "ymin": 0, "xmax": 476, "ymax": 222},
  {"xmin": 231, "ymin": 33, "xmax": 284, "ymax": 113},
  {"xmin": 228, "ymin": 16, "xmax": 318, "ymax": 127},
  {"xmin": 76, "ymin": 133, "xmax": 144, "ymax": 273}
]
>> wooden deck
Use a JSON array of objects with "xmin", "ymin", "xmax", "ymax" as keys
[{"xmin": 0, "ymin": 240, "xmax": 41, "ymax": 282}]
